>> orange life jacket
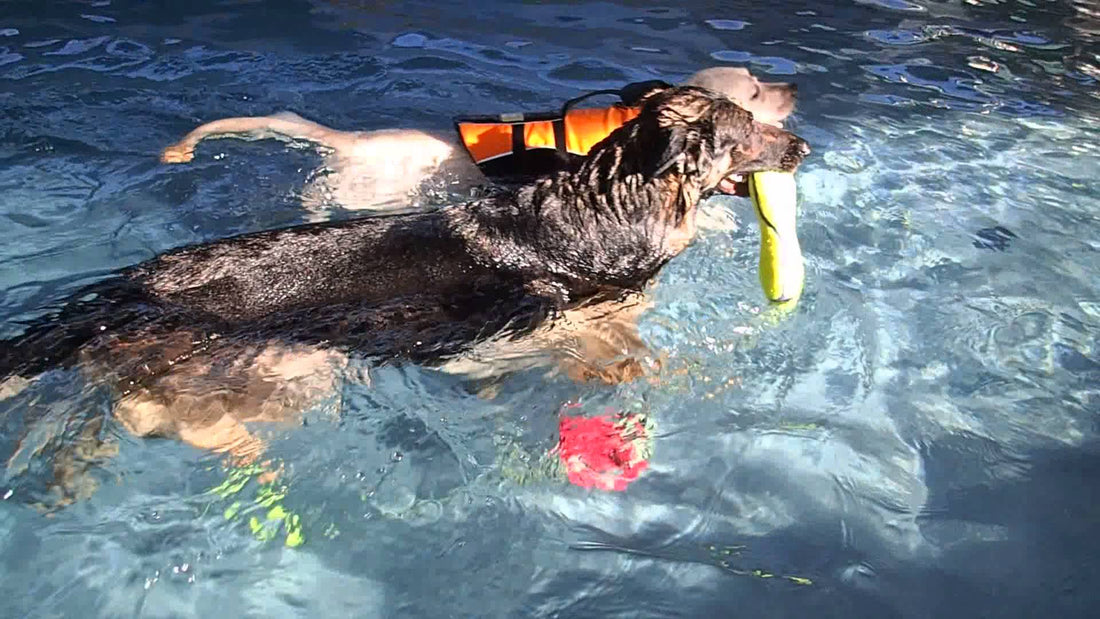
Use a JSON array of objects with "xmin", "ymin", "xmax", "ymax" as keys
[
  {"xmin": 455, "ymin": 105, "xmax": 640, "ymax": 165},
  {"xmin": 452, "ymin": 80, "xmax": 670, "ymax": 180}
]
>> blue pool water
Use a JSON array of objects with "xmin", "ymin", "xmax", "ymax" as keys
[{"xmin": 1, "ymin": 0, "xmax": 1099, "ymax": 616}]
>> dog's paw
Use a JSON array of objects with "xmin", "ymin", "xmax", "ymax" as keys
[
  {"xmin": 161, "ymin": 144, "xmax": 195, "ymax": 164},
  {"xmin": 973, "ymin": 226, "xmax": 1018, "ymax": 251},
  {"xmin": 565, "ymin": 356, "xmax": 655, "ymax": 385}
]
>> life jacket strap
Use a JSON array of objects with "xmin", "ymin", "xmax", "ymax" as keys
[
  {"xmin": 552, "ymin": 118, "xmax": 567, "ymax": 154},
  {"xmin": 511, "ymin": 121, "xmax": 526, "ymax": 158}
]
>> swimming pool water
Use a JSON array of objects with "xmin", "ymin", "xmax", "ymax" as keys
[{"xmin": 1, "ymin": 0, "xmax": 1098, "ymax": 616}]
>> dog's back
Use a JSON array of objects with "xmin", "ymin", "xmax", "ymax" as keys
[{"xmin": 0, "ymin": 210, "xmax": 553, "ymax": 383}]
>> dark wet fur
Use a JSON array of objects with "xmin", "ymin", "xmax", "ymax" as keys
[{"xmin": 1, "ymin": 86, "xmax": 810, "ymax": 391}]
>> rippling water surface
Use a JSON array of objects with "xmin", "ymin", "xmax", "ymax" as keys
[{"xmin": 1, "ymin": 0, "xmax": 1098, "ymax": 616}]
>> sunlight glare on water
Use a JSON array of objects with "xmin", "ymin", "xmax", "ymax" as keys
[{"xmin": 0, "ymin": 0, "xmax": 1099, "ymax": 616}]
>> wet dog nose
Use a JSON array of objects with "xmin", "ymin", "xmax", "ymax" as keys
[
  {"xmin": 791, "ymin": 137, "xmax": 810, "ymax": 158},
  {"xmin": 789, "ymin": 83, "xmax": 798, "ymax": 95},
  {"xmin": 777, "ymin": 134, "xmax": 811, "ymax": 171}
]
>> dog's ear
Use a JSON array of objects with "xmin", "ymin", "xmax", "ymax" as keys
[
  {"xmin": 648, "ymin": 124, "xmax": 692, "ymax": 178},
  {"xmin": 644, "ymin": 93, "xmax": 713, "ymax": 179}
]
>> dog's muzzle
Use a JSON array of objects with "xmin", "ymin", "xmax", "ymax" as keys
[
  {"xmin": 781, "ymin": 137, "xmax": 811, "ymax": 171},
  {"xmin": 714, "ymin": 137, "xmax": 811, "ymax": 196}
]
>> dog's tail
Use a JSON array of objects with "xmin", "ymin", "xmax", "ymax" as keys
[
  {"xmin": 0, "ymin": 277, "xmax": 153, "ymax": 381},
  {"xmin": 161, "ymin": 112, "xmax": 345, "ymax": 163}
]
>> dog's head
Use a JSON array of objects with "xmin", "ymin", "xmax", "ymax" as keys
[
  {"xmin": 637, "ymin": 85, "xmax": 810, "ymax": 197},
  {"xmin": 540, "ymin": 85, "xmax": 810, "ymax": 288},
  {"xmin": 683, "ymin": 66, "xmax": 797, "ymax": 127}
]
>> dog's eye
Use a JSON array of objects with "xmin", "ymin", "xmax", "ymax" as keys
[{"xmin": 751, "ymin": 85, "xmax": 761, "ymax": 100}]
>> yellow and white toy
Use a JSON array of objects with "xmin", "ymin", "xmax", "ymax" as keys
[{"xmin": 748, "ymin": 171, "xmax": 804, "ymax": 307}]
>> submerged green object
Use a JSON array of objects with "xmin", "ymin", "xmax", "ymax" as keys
[
  {"xmin": 208, "ymin": 464, "xmax": 305, "ymax": 547},
  {"xmin": 748, "ymin": 171, "xmax": 804, "ymax": 305}
]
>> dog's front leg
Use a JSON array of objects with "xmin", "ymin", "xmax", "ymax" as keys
[{"xmin": 549, "ymin": 292, "xmax": 663, "ymax": 385}]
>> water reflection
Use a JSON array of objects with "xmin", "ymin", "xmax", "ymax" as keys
[{"xmin": 0, "ymin": 0, "xmax": 1098, "ymax": 616}]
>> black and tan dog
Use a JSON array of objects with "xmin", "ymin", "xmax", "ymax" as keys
[{"xmin": 1, "ymin": 87, "xmax": 809, "ymax": 498}]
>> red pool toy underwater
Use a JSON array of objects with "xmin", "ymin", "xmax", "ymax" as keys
[{"xmin": 554, "ymin": 408, "xmax": 652, "ymax": 491}]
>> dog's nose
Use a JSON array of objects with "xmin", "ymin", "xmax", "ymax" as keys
[
  {"xmin": 791, "ymin": 137, "xmax": 810, "ymax": 158},
  {"xmin": 789, "ymin": 83, "xmax": 798, "ymax": 95}
]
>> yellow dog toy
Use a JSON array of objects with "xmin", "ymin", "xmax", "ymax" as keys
[{"xmin": 749, "ymin": 171, "xmax": 804, "ymax": 307}]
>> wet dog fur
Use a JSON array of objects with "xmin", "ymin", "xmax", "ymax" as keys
[{"xmin": 1, "ymin": 86, "xmax": 809, "ymax": 504}]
